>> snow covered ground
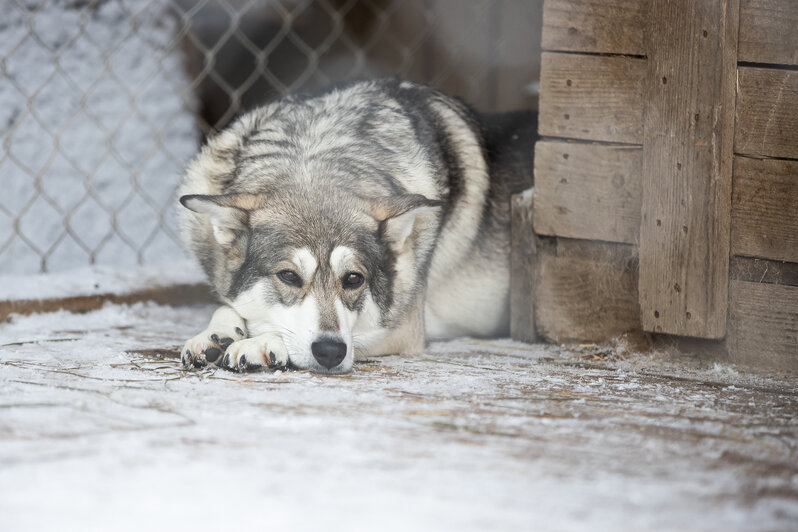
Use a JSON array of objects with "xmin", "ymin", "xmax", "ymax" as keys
[{"xmin": 0, "ymin": 302, "xmax": 796, "ymax": 531}]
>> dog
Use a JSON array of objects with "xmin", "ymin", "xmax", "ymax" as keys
[{"xmin": 178, "ymin": 78, "xmax": 536, "ymax": 374}]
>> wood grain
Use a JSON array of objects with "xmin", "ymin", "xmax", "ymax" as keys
[
  {"xmin": 728, "ymin": 280, "xmax": 798, "ymax": 370},
  {"xmin": 735, "ymin": 67, "xmax": 798, "ymax": 160},
  {"xmin": 510, "ymin": 191, "xmax": 538, "ymax": 343},
  {"xmin": 729, "ymin": 256, "xmax": 798, "ymax": 287},
  {"xmin": 738, "ymin": 0, "xmax": 798, "ymax": 65},
  {"xmin": 533, "ymin": 140, "xmax": 642, "ymax": 244},
  {"xmin": 541, "ymin": 0, "xmax": 648, "ymax": 55},
  {"xmin": 538, "ymin": 52, "xmax": 645, "ymax": 143},
  {"xmin": 639, "ymin": 0, "xmax": 739, "ymax": 339},
  {"xmin": 731, "ymin": 156, "xmax": 798, "ymax": 263},
  {"xmin": 535, "ymin": 238, "xmax": 641, "ymax": 343}
]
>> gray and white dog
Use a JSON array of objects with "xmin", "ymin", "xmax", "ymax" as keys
[{"xmin": 178, "ymin": 78, "xmax": 535, "ymax": 374}]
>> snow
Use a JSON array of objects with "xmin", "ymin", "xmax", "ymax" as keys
[
  {"xmin": 1, "ymin": 303, "xmax": 796, "ymax": 531},
  {"xmin": 1, "ymin": 1, "xmax": 198, "ymax": 274},
  {"xmin": 0, "ymin": 260, "xmax": 205, "ymax": 301},
  {"xmin": 520, "ymin": 186, "xmax": 534, "ymax": 199}
]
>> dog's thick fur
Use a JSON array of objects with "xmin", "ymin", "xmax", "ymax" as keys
[{"xmin": 178, "ymin": 78, "xmax": 535, "ymax": 373}]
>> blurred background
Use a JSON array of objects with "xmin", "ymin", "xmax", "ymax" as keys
[{"xmin": 0, "ymin": 0, "xmax": 542, "ymax": 275}]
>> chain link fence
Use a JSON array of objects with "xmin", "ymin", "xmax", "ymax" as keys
[{"xmin": 1, "ymin": 0, "xmax": 540, "ymax": 275}]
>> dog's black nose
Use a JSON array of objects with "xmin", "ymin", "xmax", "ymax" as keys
[{"xmin": 311, "ymin": 340, "xmax": 347, "ymax": 369}]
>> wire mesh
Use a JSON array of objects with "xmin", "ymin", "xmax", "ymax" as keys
[{"xmin": 0, "ymin": 0, "xmax": 540, "ymax": 274}]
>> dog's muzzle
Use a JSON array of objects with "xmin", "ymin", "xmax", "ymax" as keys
[{"xmin": 311, "ymin": 337, "xmax": 347, "ymax": 369}]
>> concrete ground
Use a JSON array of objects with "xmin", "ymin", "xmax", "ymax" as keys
[{"xmin": 0, "ymin": 302, "xmax": 796, "ymax": 531}]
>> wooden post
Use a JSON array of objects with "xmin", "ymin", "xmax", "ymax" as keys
[
  {"xmin": 639, "ymin": 0, "xmax": 740, "ymax": 339},
  {"xmin": 510, "ymin": 190, "xmax": 538, "ymax": 343}
]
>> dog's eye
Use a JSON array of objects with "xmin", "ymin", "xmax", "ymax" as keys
[
  {"xmin": 342, "ymin": 272, "xmax": 364, "ymax": 289},
  {"xmin": 277, "ymin": 270, "xmax": 302, "ymax": 287}
]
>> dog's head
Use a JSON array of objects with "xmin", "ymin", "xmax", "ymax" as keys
[{"xmin": 180, "ymin": 187, "xmax": 440, "ymax": 373}]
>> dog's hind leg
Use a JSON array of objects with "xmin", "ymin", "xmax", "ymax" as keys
[{"xmin": 181, "ymin": 305, "xmax": 247, "ymax": 368}]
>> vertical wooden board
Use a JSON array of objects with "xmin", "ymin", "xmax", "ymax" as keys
[
  {"xmin": 535, "ymin": 238, "xmax": 641, "ymax": 343},
  {"xmin": 735, "ymin": 67, "xmax": 798, "ymax": 160},
  {"xmin": 533, "ymin": 140, "xmax": 642, "ymax": 244},
  {"xmin": 541, "ymin": 0, "xmax": 648, "ymax": 55},
  {"xmin": 426, "ymin": 0, "xmax": 496, "ymax": 111},
  {"xmin": 510, "ymin": 191, "xmax": 538, "ymax": 343},
  {"xmin": 538, "ymin": 52, "xmax": 645, "ymax": 143},
  {"xmin": 639, "ymin": 0, "xmax": 739, "ymax": 339},
  {"xmin": 738, "ymin": 0, "xmax": 798, "ymax": 65},
  {"xmin": 496, "ymin": 0, "xmax": 543, "ymax": 111},
  {"xmin": 728, "ymin": 280, "xmax": 798, "ymax": 371},
  {"xmin": 365, "ymin": 0, "xmax": 430, "ymax": 84},
  {"xmin": 731, "ymin": 156, "xmax": 798, "ymax": 263}
]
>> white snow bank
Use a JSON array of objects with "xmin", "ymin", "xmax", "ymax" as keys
[{"xmin": 0, "ymin": 260, "xmax": 206, "ymax": 301}]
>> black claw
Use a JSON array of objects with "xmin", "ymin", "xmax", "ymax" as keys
[
  {"xmin": 235, "ymin": 327, "xmax": 245, "ymax": 337},
  {"xmin": 239, "ymin": 354, "xmax": 247, "ymax": 368},
  {"xmin": 211, "ymin": 334, "xmax": 220, "ymax": 343},
  {"xmin": 183, "ymin": 350, "xmax": 192, "ymax": 366},
  {"xmin": 267, "ymin": 352, "xmax": 284, "ymax": 370},
  {"xmin": 220, "ymin": 337, "xmax": 233, "ymax": 348},
  {"xmin": 193, "ymin": 357, "xmax": 205, "ymax": 368},
  {"xmin": 222, "ymin": 353, "xmax": 230, "ymax": 368},
  {"xmin": 204, "ymin": 347, "xmax": 221, "ymax": 362}
]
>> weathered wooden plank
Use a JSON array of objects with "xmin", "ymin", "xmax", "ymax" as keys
[
  {"xmin": 731, "ymin": 156, "xmax": 798, "ymax": 263},
  {"xmin": 426, "ymin": 0, "xmax": 499, "ymax": 111},
  {"xmin": 496, "ymin": 0, "xmax": 544, "ymax": 111},
  {"xmin": 639, "ymin": 0, "xmax": 739, "ymax": 339},
  {"xmin": 729, "ymin": 256, "xmax": 798, "ymax": 287},
  {"xmin": 538, "ymin": 52, "xmax": 645, "ymax": 144},
  {"xmin": 728, "ymin": 280, "xmax": 798, "ymax": 370},
  {"xmin": 735, "ymin": 67, "xmax": 798, "ymax": 160},
  {"xmin": 739, "ymin": 0, "xmax": 798, "ymax": 65},
  {"xmin": 510, "ymin": 191, "xmax": 538, "ymax": 343},
  {"xmin": 535, "ymin": 238, "xmax": 641, "ymax": 343},
  {"xmin": 533, "ymin": 140, "xmax": 642, "ymax": 244},
  {"xmin": 541, "ymin": 0, "xmax": 648, "ymax": 55}
]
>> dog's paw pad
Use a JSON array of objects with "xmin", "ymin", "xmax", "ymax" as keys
[{"xmin": 204, "ymin": 347, "xmax": 222, "ymax": 363}]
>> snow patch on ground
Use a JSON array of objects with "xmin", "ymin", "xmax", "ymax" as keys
[
  {"xmin": 0, "ymin": 260, "xmax": 205, "ymax": 301},
  {"xmin": 0, "ymin": 303, "xmax": 796, "ymax": 531}
]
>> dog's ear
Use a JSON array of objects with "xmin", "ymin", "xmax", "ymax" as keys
[
  {"xmin": 180, "ymin": 193, "xmax": 262, "ymax": 247},
  {"xmin": 370, "ymin": 194, "xmax": 442, "ymax": 250}
]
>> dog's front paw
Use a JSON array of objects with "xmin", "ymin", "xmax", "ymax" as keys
[
  {"xmin": 181, "ymin": 325, "xmax": 247, "ymax": 369},
  {"xmin": 221, "ymin": 333, "xmax": 288, "ymax": 372}
]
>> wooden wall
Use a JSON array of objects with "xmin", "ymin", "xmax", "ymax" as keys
[{"xmin": 516, "ymin": 0, "xmax": 798, "ymax": 369}]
